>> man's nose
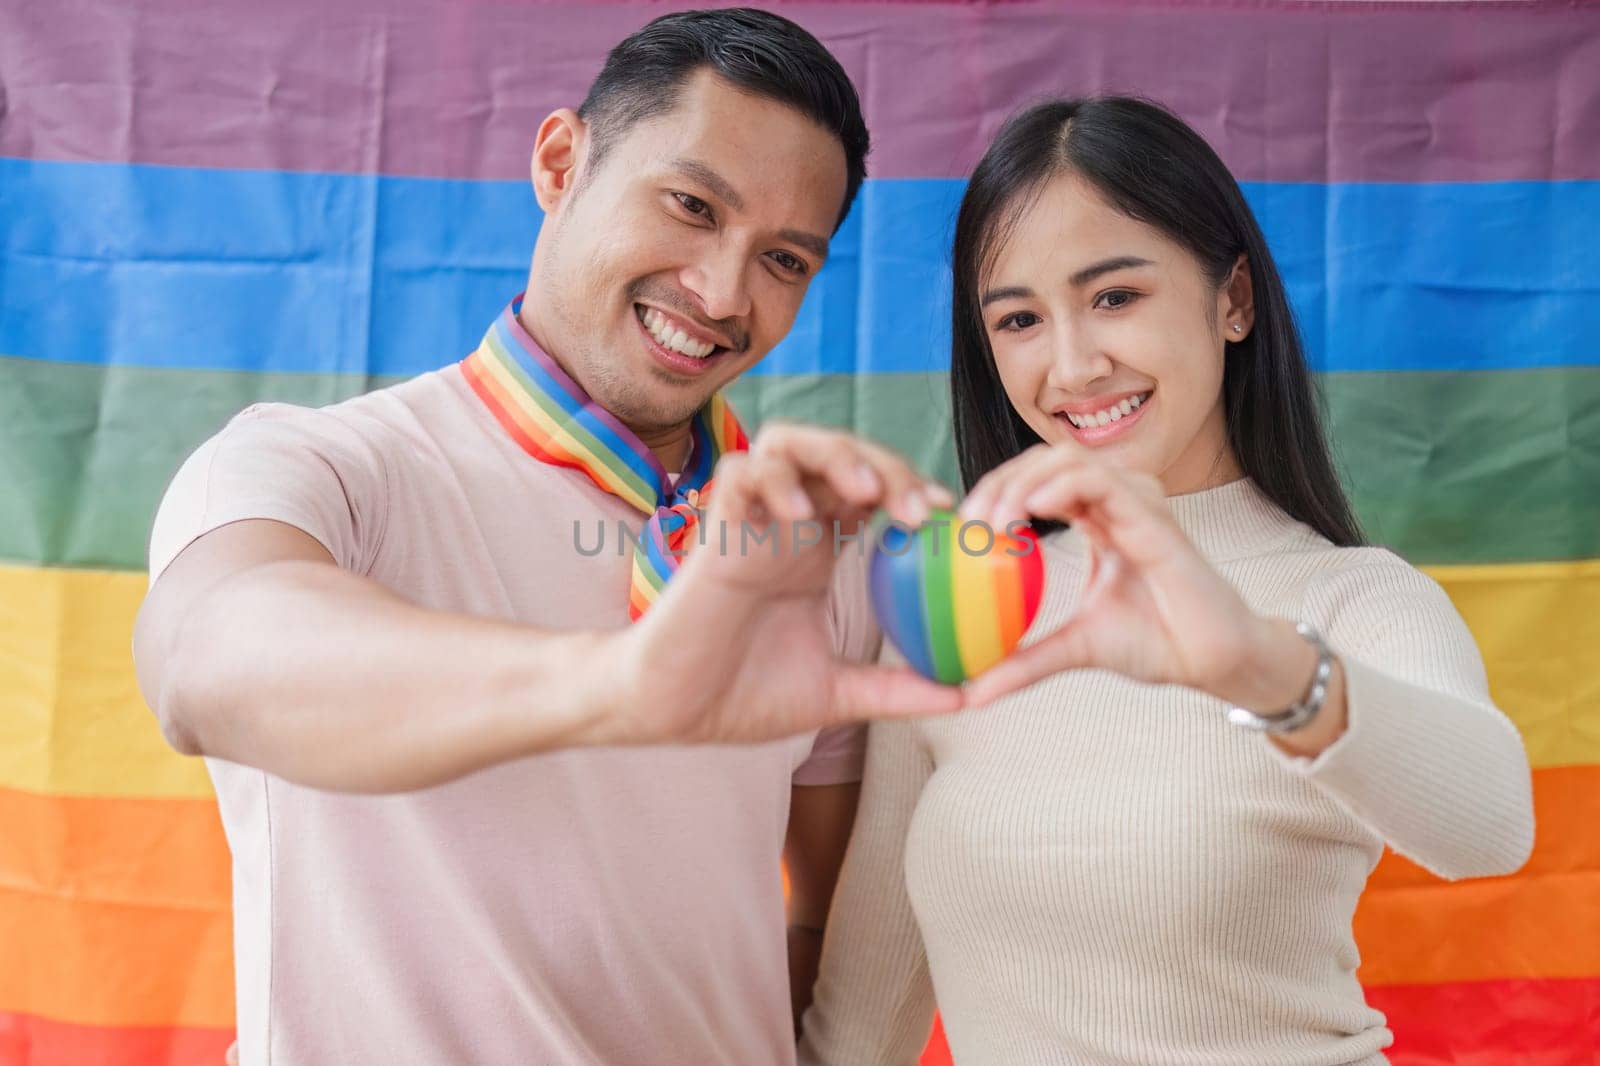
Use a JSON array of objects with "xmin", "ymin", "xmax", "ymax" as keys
[{"xmin": 683, "ymin": 245, "xmax": 753, "ymax": 323}]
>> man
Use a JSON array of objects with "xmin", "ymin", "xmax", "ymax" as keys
[{"xmin": 133, "ymin": 10, "xmax": 963, "ymax": 1064}]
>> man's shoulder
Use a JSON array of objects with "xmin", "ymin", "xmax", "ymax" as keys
[{"xmin": 217, "ymin": 366, "xmax": 464, "ymax": 458}]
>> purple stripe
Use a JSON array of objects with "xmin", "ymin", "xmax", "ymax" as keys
[{"xmin": 5, "ymin": 2, "xmax": 1596, "ymax": 183}]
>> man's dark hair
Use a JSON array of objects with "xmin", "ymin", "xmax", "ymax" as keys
[{"xmin": 577, "ymin": 7, "xmax": 869, "ymax": 230}]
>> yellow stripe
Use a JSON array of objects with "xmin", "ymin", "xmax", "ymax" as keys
[
  {"xmin": 949, "ymin": 523, "xmax": 1006, "ymax": 678},
  {"xmin": 1425, "ymin": 559, "xmax": 1600, "ymax": 771},
  {"xmin": 1, "ymin": 557, "xmax": 1596, "ymax": 799},
  {"xmin": 0, "ymin": 566, "xmax": 213, "ymax": 798}
]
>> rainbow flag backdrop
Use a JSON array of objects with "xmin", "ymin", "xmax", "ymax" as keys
[{"xmin": 2, "ymin": 1, "xmax": 1596, "ymax": 1062}]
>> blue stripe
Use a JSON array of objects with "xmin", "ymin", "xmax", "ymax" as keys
[
  {"xmin": 869, "ymin": 527, "xmax": 938, "ymax": 680},
  {"xmin": 3, "ymin": 158, "xmax": 1596, "ymax": 376}
]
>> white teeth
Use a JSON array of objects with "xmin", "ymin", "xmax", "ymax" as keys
[
  {"xmin": 1064, "ymin": 392, "xmax": 1149, "ymax": 430},
  {"xmin": 641, "ymin": 308, "xmax": 717, "ymax": 359}
]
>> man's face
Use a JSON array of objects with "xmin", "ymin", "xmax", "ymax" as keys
[{"xmin": 526, "ymin": 69, "xmax": 849, "ymax": 437}]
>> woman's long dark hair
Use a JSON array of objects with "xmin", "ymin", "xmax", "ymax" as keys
[{"xmin": 950, "ymin": 96, "xmax": 1363, "ymax": 547}]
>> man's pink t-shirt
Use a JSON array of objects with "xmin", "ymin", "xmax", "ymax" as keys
[{"xmin": 147, "ymin": 363, "xmax": 880, "ymax": 1065}]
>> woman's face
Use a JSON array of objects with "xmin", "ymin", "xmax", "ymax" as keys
[{"xmin": 980, "ymin": 173, "xmax": 1251, "ymax": 495}]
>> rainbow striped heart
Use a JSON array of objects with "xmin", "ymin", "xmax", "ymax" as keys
[{"xmin": 868, "ymin": 510, "xmax": 1046, "ymax": 684}]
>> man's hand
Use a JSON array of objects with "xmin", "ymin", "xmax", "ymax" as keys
[{"xmin": 599, "ymin": 424, "xmax": 967, "ymax": 745}]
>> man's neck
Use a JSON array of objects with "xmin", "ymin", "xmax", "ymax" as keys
[{"xmin": 633, "ymin": 424, "xmax": 694, "ymax": 474}]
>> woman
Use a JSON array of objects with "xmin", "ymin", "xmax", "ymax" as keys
[{"xmin": 797, "ymin": 97, "xmax": 1533, "ymax": 1065}]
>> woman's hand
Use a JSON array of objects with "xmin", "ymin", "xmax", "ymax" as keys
[{"xmin": 958, "ymin": 446, "xmax": 1317, "ymax": 717}]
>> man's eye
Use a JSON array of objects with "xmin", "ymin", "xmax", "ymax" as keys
[
  {"xmin": 1095, "ymin": 290, "xmax": 1139, "ymax": 310},
  {"xmin": 995, "ymin": 311, "xmax": 1041, "ymax": 332},
  {"xmin": 674, "ymin": 193, "xmax": 711, "ymax": 219},
  {"xmin": 770, "ymin": 251, "xmax": 807, "ymax": 276}
]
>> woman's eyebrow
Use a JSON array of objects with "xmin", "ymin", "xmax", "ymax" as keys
[
  {"xmin": 981, "ymin": 285, "xmax": 1035, "ymax": 308},
  {"xmin": 1069, "ymin": 255, "xmax": 1154, "ymax": 288}
]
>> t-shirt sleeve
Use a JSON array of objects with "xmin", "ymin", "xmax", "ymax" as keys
[
  {"xmin": 791, "ymin": 534, "xmax": 883, "ymax": 786},
  {"xmin": 148, "ymin": 402, "xmax": 390, "ymax": 585}
]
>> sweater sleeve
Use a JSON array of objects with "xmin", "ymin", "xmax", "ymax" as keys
[
  {"xmin": 797, "ymin": 717, "xmax": 937, "ymax": 1066},
  {"xmin": 1272, "ymin": 550, "xmax": 1534, "ymax": 880}
]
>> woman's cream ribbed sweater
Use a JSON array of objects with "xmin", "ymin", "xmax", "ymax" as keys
[{"xmin": 798, "ymin": 478, "xmax": 1533, "ymax": 1066}]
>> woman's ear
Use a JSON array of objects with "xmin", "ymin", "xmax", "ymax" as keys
[
  {"xmin": 1221, "ymin": 253, "xmax": 1255, "ymax": 342},
  {"xmin": 530, "ymin": 109, "xmax": 588, "ymax": 214}
]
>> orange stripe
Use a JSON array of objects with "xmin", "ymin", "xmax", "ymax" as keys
[
  {"xmin": 0, "ymin": 883, "xmax": 233, "ymax": 1028},
  {"xmin": 991, "ymin": 545, "xmax": 1025, "ymax": 652},
  {"xmin": 1354, "ymin": 763, "xmax": 1599, "ymax": 985},
  {"xmin": 0, "ymin": 787, "xmax": 230, "ymax": 912},
  {"xmin": 0, "ymin": 1010, "xmax": 234, "ymax": 1066},
  {"xmin": 0, "ymin": 788, "xmax": 232, "ymax": 1027}
]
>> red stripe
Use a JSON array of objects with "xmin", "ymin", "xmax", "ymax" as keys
[
  {"xmin": 0, "ymin": 1011, "xmax": 233, "ymax": 1066},
  {"xmin": 1367, "ymin": 977, "xmax": 1600, "ymax": 1065},
  {"xmin": 920, "ymin": 978, "xmax": 1600, "ymax": 1063},
  {"xmin": 1015, "ymin": 527, "xmax": 1045, "ymax": 628}
]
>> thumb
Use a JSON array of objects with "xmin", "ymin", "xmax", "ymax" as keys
[{"xmin": 831, "ymin": 664, "xmax": 965, "ymax": 723}]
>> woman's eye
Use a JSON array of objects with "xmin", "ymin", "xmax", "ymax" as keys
[
  {"xmin": 1095, "ymin": 289, "xmax": 1139, "ymax": 310},
  {"xmin": 995, "ymin": 311, "xmax": 1041, "ymax": 332},
  {"xmin": 674, "ymin": 193, "xmax": 712, "ymax": 219}
]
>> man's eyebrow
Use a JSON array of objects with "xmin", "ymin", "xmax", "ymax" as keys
[
  {"xmin": 670, "ymin": 158, "xmax": 744, "ymax": 212},
  {"xmin": 779, "ymin": 228, "xmax": 830, "ymax": 262},
  {"xmin": 1069, "ymin": 255, "xmax": 1154, "ymax": 288},
  {"xmin": 981, "ymin": 285, "xmax": 1035, "ymax": 308}
]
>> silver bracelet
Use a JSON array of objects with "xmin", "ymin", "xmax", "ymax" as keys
[{"xmin": 1225, "ymin": 622, "xmax": 1334, "ymax": 735}]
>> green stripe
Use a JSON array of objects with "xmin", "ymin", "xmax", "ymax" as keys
[
  {"xmin": 918, "ymin": 524, "xmax": 965, "ymax": 685},
  {"xmin": 2, "ymin": 355, "xmax": 1593, "ymax": 571}
]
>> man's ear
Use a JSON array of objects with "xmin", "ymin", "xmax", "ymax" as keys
[{"xmin": 531, "ymin": 108, "xmax": 588, "ymax": 214}]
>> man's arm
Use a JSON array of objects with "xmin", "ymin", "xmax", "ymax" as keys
[
  {"xmin": 133, "ymin": 518, "xmax": 620, "ymax": 792},
  {"xmin": 134, "ymin": 424, "xmax": 964, "ymax": 794},
  {"xmin": 784, "ymin": 781, "xmax": 861, "ymax": 1038}
]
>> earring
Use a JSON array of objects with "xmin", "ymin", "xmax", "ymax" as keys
[{"xmin": 1231, "ymin": 323, "xmax": 1242, "ymax": 333}]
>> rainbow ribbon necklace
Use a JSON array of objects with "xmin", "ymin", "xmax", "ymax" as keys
[{"xmin": 461, "ymin": 297, "xmax": 748, "ymax": 619}]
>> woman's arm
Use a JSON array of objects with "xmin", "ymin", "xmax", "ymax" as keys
[
  {"xmin": 960, "ymin": 449, "xmax": 1533, "ymax": 882},
  {"xmin": 1265, "ymin": 557, "xmax": 1534, "ymax": 879},
  {"xmin": 797, "ymin": 719, "xmax": 938, "ymax": 1066}
]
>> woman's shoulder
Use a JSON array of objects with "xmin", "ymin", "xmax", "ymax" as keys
[{"xmin": 1289, "ymin": 541, "xmax": 1470, "ymax": 657}]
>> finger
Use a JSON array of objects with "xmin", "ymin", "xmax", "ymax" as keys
[
  {"xmin": 757, "ymin": 424, "xmax": 883, "ymax": 506},
  {"xmin": 1026, "ymin": 468, "xmax": 1184, "ymax": 567},
  {"xmin": 957, "ymin": 443, "xmax": 1047, "ymax": 524},
  {"xmin": 968, "ymin": 445, "xmax": 1090, "ymax": 532},
  {"xmin": 708, "ymin": 453, "xmax": 759, "ymax": 526},
  {"xmin": 747, "ymin": 453, "xmax": 814, "ymax": 523},
  {"xmin": 831, "ymin": 663, "xmax": 966, "ymax": 722},
  {"xmin": 757, "ymin": 425, "xmax": 941, "ymax": 527},
  {"xmin": 961, "ymin": 620, "xmax": 1096, "ymax": 707},
  {"xmin": 225, "ymin": 1043, "xmax": 240, "ymax": 1066},
  {"xmin": 991, "ymin": 451, "xmax": 1094, "ymax": 530}
]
